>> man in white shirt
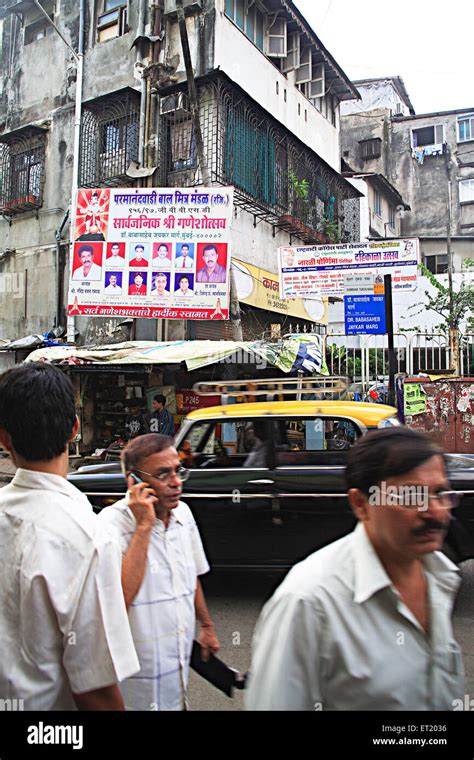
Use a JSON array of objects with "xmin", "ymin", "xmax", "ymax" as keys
[
  {"xmin": 98, "ymin": 434, "xmax": 220, "ymax": 710},
  {"xmin": 106, "ymin": 243, "xmax": 125, "ymax": 267},
  {"xmin": 72, "ymin": 244, "xmax": 102, "ymax": 281},
  {"xmin": 104, "ymin": 274, "xmax": 122, "ymax": 294},
  {"xmin": 174, "ymin": 244, "xmax": 194, "ymax": 270},
  {"xmin": 174, "ymin": 275, "xmax": 194, "ymax": 298},
  {"xmin": 0, "ymin": 363, "xmax": 139, "ymax": 710},
  {"xmin": 246, "ymin": 427, "xmax": 464, "ymax": 711}
]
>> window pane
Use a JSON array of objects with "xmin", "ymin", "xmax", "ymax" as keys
[
  {"xmin": 235, "ymin": 0, "xmax": 245, "ymax": 30},
  {"xmin": 225, "ymin": 0, "xmax": 233, "ymax": 18},
  {"xmin": 105, "ymin": 0, "xmax": 123, "ymax": 9},
  {"xmin": 255, "ymin": 10, "xmax": 264, "ymax": 50},
  {"xmin": 246, "ymin": 6, "xmax": 255, "ymax": 41},
  {"xmin": 98, "ymin": 10, "xmax": 119, "ymax": 26}
]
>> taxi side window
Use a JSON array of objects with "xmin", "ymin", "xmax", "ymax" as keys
[{"xmin": 275, "ymin": 417, "xmax": 361, "ymax": 465}]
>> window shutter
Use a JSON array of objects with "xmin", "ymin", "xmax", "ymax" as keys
[
  {"xmin": 265, "ymin": 17, "xmax": 287, "ymax": 58},
  {"xmin": 309, "ymin": 63, "xmax": 325, "ymax": 99},
  {"xmin": 295, "ymin": 47, "xmax": 312, "ymax": 84},
  {"xmin": 282, "ymin": 32, "xmax": 300, "ymax": 73},
  {"xmin": 434, "ymin": 124, "xmax": 444, "ymax": 144}
]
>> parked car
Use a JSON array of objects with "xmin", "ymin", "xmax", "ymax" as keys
[{"xmin": 69, "ymin": 400, "xmax": 474, "ymax": 568}]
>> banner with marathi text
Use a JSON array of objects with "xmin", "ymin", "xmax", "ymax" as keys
[
  {"xmin": 278, "ymin": 239, "xmax": 419, "ymax": 299},
  {"xmin": 68, "ymin": 186, "xmax": 234, "ymax": 320}
]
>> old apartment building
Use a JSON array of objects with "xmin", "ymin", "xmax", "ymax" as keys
[{"xmin": 0, "ymin": 0, "xmax": 361, "ymax": 357}]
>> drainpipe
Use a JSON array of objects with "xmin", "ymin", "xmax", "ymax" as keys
[
  {"xmin": 67, "ymin": 0, "xmax": 86, "ymax": 343},
  {"xmin": 137, "ymin": 0, "xmax": 148, "ymax": 168},
  {"xmin": 175, "ymin": 0, "xmax": 243, "ymax": 339},
  {"xmin": 55, "ymin": 209, "xmax": 69, "ymax": 328}
]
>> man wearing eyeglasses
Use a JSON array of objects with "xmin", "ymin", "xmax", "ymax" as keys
[
  {"xmin": 98, "ymin": 433, "xmax": 220, "ymax": 711},
  {"xmin": 246, "ymin": 427, "xmax": 464, "ymax": 711}
]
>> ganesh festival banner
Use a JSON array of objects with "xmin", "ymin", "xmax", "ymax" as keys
[{"xmin": 68, "ymin": 187, "xmax": 234, "ymax": 320}]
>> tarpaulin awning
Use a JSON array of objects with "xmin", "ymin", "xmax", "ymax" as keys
[{"xmin": 24, "ymin": 338, "xmax": 329, "ymax": 375}]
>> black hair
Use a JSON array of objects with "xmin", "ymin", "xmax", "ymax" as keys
[
  {"xmin": 135, "ymin": 244, "xmax": 145, "ymax": 251},
  {"xmin": 122, "ymin": 433, "xmax": 173, "ymax": 474},
  {"xmin": 203, "ymin": 244, "xmax": 218, "ymax": 255},
  {"xmin": 178, "ymin": 275, "xmax": 189, "ymax": 284},
  {"xmin": 345, "ymin": 427, "xmax": 445, "ymax": 495},
  {"xmin": 78, "ymin": 245, "xmax": 94, "ymax": 257},
  {"xmin": 154, "ymin": 394, "xmax": 166, "ymax": 406},
  {"xmin": 0, "ymin": 363, "xmax": 76, "ymax": 461}
]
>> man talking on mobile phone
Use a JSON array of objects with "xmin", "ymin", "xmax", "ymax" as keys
[{"xmin": 98, "ymin": 433, "xmax": 220, "ymax": 711}]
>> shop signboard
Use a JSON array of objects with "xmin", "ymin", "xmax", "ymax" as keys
[
  {"xmin": 278, "ymin": 239, "xmax": 419, "ymax": 299},
  {"xmin": 68, "ymin": 186, "xmax": 234, "ymax": 320}
]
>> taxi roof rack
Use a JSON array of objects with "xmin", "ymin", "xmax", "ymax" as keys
[{"xmin": 193, "ymin": 376, "xmax": 350, "ymax": 399}]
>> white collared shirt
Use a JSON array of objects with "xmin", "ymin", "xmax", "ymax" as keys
[
  {"xmin": 246, "ymin": 522, "xmax": 464, "ymax": 711},
  {"xmin": 98, "ymin": 498, "xmax": 209, "ymax": 711},
  {"xmin": 0, "ymin": 469, "xmax": 139, "ymax": 710}
]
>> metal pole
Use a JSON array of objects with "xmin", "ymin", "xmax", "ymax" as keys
[{"xmin": 384, "ymin": 274, "xmax": 396, "ymax": 407}]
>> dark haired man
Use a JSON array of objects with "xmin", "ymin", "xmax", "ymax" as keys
[
  {"xmin": 72, "ymin": 245, "xmax": 102, "ymax": 280},
  {"xmin": 196, "ymin": 245, "xmax": 226, "ymax": 283},
  {"xmin": 246, "ymin": 427, "xmax": 464, "ymax": 710},
  {"xmin": 150, "ymin": 394, "xmax": 174, "ymax": 436},
  {"xmin": 98, "ymin": 434, "xmax": 219, "ymax": 710},
  {"xmin": 0, "ymin": 363, "xmax": 139, "ymax": 710}
]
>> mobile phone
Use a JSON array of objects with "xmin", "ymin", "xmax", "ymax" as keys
[{"xmin": 129, "ymin": 472, "xmax": 144, "ymax": 485}]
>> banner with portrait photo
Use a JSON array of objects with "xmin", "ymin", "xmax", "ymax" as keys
[{"xmin": 68, "ymin": 187, "xmax": 234, "ymax": 320}]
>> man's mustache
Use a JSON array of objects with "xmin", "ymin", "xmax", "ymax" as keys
[{"xmin": 412, "ymin": 518, "xmax": 450, "ymax": 535}]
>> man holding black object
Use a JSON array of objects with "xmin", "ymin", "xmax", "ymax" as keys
[
  {"xmin": 99, "ymin": 433, "xmax": 220, "ymax": 710},
  {"xmin": 246, "ymin": 428, "xmax": 464, "ymax": 710}
]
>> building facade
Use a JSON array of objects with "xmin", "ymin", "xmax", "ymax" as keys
[{"xmin": 0, "ymin": 0, "xmax": 361, "ymax": 356}]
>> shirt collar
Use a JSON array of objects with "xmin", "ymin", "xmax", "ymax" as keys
[
  {"xmin": 352, "ymin": 522, "xmax": 460, "ymax": 604},
  {"xmin": 11, "ymin": 467, "xmax": 92, "ymax": 506}
]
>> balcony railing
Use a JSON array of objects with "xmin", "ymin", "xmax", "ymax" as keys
[{"xmin": 158, "ymin": 74, "xmax": 361, "ymax": 243}]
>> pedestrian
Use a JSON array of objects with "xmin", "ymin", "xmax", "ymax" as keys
[
  {"xmin": 150, "ymin": 393, "xmax": 174, "ymax": 436},
  {"xmin": 245, "ymin": 427, "xmax": 464, "ymax": 710},
  {"xmin": 98, "ymin": 433, "xmax": 220, "ymax": 710},
  {"xmin": 0, "ymin": 363, "xmax": 139, "ymax": 710},
  {"xmin": 124, "ymin": 401, "xmax": 150, "ymax": 440}
]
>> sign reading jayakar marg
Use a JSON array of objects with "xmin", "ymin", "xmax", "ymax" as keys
[
  {"xmin": 68, "ymin": 187, "xmax": 234, "ymax": 320},
  {"xmin": 278, "ymin": 239, "xmax": 419, "ymax": 299}
]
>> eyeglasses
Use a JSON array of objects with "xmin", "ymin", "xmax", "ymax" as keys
[
  {"xmin": 380, "ymin": 489, "xmax": 461, "ymax": 510},
  {"xmin": 135, "ymin": 466, "xmax": 190, "ymax": 484}
]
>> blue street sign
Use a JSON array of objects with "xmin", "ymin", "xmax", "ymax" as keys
[{"xmin": 344, "ymin": 295, "xmax": 387, "ymax": 335}]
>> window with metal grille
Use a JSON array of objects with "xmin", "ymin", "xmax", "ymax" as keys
[
  {"xmin": 389, "ymin": 205, "xmax": 396, "ymax": 228},
  {"xmin": 158, "ymin": 77, "xmax": 360, "ymax": 243},
  {"xmin": 423, "ymin": 254, "xmax": 448, "ymax": 274},
  {"xmin": 97, "ymin": 0, "xmax": 128, "ymax": 42},
  {"xmin": 0, "ymin": 130, "xmax": 45, "ymax": 217},
  {"xmin": 359, "ymin": 138, "xmax": 382, "ymax": 160},
  {"xmin": 80, "ymin": 91, "xmax": 140, "ymax": 187}
]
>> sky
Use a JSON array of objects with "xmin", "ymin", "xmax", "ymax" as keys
[{"xmin": 294, "ymin": 0, "xmax": 474, "ymax": 115}]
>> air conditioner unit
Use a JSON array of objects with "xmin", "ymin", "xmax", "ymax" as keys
[
  {"xmin": 163, "ymin": 0, "xmax": 202, "ymax": 16},
  {"xmin": 99, "ymin": 148, "xmax": 126, "ymax": 179},
  {"xmin": 160, "ymin": 92, "xmax": 191, "ymax": 120}
]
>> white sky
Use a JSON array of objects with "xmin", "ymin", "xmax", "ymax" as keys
[{"xmin": 294, "ymin": 0, "xmax": 474, "ymax": 115}]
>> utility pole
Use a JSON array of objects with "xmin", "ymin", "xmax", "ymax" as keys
[
  {"xmin": 175, "ymin": 0, "xmax": 243, "ymax": 340},
  {"xmin": 384, "ymin": 274, "xmax": 397, "ymax": 408}
]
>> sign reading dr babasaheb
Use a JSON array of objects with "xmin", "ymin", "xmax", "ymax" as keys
[
  {"xmin": 278, "ymin": 239, "xmax": 419, "ymax": 299},
  {"xmin": 344, "ymin": 295, "xmax": 387, "ymax": 335},
  {"xmin": 68, "ymin": 187, "xmax": 234, "ymax": 320}
]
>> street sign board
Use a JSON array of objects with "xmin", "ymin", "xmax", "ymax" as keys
[
  {"xmin": 344, "ymin": 295, "xmax": 387, "ymax": 335},
  {"xmin": 343, "ymin": 273, "xmax": 374, "ymax": 294}
]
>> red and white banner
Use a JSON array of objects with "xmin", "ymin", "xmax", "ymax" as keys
[{"xmin": 68, "ymin": 186, "xmax": 234, "ymax": 320}]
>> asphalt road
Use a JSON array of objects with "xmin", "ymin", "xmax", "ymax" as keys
[{"xmin": 189, "ymin": 560, "xmax": 474, "ymax": 711}]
